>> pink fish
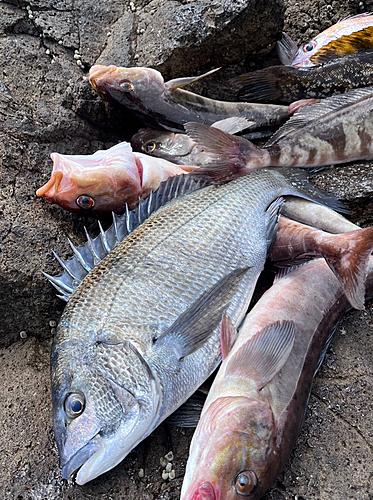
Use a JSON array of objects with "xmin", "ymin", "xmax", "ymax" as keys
[{"xmin": 36, "ymin": 141, "xmax": 195, "ymax": 215}]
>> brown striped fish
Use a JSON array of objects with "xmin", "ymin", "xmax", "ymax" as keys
[{"xmin": 184, "ymin": 87, "xmax": 373, "ymax": 175}]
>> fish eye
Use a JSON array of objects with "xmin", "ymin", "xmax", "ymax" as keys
[
  {"xmin": 76, "ymin": 195, "xmax": 95, "ymax": 210},
  {"xmin": 120, "ymin": 80, "xmax": 134, "ymax": 91},
  {"xmin": 145, "ymin": 141, "xmax": 157, "ymax": 153},
  {"xmin": 64, "ymin": 393, "xmax": 85, "ymax": 419},
  {"xmin": 235, "ymin": 470, "xmax": 257, "ymax": 496},
  {"xmin": 303, "ymin": 41, "xmax": 316, "ymax": 52}
]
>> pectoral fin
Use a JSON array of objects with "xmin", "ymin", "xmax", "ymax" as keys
[
  {"xmin": 154, "ymin": 267, "xmax": 251, "ymax": 360},
  {"xmin": 165, "ymin": 68, "xmax": 221, "ymax": 91},
  {"xmin": 225, "ymin": 320, "xmax": 295, "ymax": 391},
  {"xmin": 220, "ymin": 313, "xmax": 238, "ymax": 360},
  {"xmin": 212, "ymin": 117, "xmax": 255, "ymax": 134}
]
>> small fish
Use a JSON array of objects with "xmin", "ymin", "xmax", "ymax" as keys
[
  {"xmin": 131, "ymin": 117, "xmax": 253, "ymax": 166},
  {"xmin": 36, "ymin": 141, "xmax": 194, "ymax": 215},
  {"xmin": 269, "ymin": 217, "xmax": 373, "ymax": 310},
  {"xmin": 278, "ymin": 13, "xmax": 373, "ymax": 67},
  {"xmin": 184, "ymin": 87, "xmax": 373, "ymax": 175},
  {"xmin": 181, "ymin": 255, "xmax": 373, "ymax": 500},
  {"xmin": 49, "ymin": 166, "xmax": 338, "ymax": 485},
  {"xmin": 88, "ymin": 65, "xmax": 290, "ymax": 131},
  {"xmin": 231, "ymin": 50, "xmax": 373, "ymax": 103}
]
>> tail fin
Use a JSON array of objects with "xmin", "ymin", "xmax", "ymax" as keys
[
  {"xmin": 184, "ymin": 122, "xmax": 267, "ymax": 181},
  {"xmin": 324, "ymin": 227, "xmax": 373, "ymax": 310}
]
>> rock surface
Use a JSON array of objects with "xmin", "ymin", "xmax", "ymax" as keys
[{"xmin": 1, "ymin": 0, "xmax": 373, "ymax": 498}]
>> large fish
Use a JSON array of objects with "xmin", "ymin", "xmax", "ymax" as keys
[
  {"xmin": 277, "ymin": 13, "xmax": 373, "ymax": 67},
  {"xmin": 88, "ymin": 65, "xmax": 290, "ymax": 132},
  {"xmin": 231, "ymin": 50, "xmax": 373, "ymax": 103},
  {"xmin": 36, "ymin": 141, "xmax": 195, "ymax": 215},
  {"xmin": 185, "ymin": 87, "xmax": 373, "ymax": 175},
  {"xmin": 49, "ymin": 169, "xmax": 338, "ymax": 485},
  {"xmin": 181, "ymin": 255, "xmax": 373, "ymax": 500}
]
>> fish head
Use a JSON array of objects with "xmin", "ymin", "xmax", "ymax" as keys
[
  {"xmin": 51, "ymin": 335, "xmax": 161, "ymax": 484},
  {"xmin": 89, "ymin": 65, "xmax": 165, "ymax": 107},
  {"xmin": 131, "ymin": 128, "xmax": 194, "ymax": 159},
  {"xmin": 181, "ymin": 396, "xmax": 276, "ymax": 500},
  {"xmin": 36, "ymin": 142, "xmax": 143, "ymax": 215}
]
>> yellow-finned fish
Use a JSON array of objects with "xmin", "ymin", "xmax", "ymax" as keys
[{"xmin": 277, "ymin": 13, "xmax": 373, "ymax": 67}]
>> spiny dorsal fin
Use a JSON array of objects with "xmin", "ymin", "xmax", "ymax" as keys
[
  {"xmin": 46, "ymin": 174, "xmax": 212, "ymax": 302},
  {"xmin": 266, "ymin": 86, "xmax": 373, "ymax": 147}
]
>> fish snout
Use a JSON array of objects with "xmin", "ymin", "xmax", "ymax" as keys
[
  {"xmin": 89, "ymin": 65, "xmax": 118, "ymax": 90},
  {"xmin": 191, "ymin": 481, "xmax": 217, "ymax": 500}
]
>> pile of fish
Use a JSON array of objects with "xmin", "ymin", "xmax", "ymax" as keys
[{"xmin": 37, "ymin": 11, "xmax": 373, "ymax": 499}]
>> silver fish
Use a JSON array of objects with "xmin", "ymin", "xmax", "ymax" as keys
[
  {"xmin": 181, "ymin": 255, "xmax": 373, "ymax": 500},
  {"xmin": 49, "ymin": 169, "xmax": 336, "ymax": 485},
  {"xmin": 88, "ymin": 65, "xmax": 290, "ymax": 132}
]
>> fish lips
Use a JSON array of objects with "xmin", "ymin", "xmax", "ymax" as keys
[
  {"xmin": 62, "ymin": 436, "xmax": 100, "ymax": 480},
  {"xmin": 189, "ymin": 481, "xmax": 219, "ymax": 500}
]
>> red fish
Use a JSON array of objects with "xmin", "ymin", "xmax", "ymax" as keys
[{"xmin": 36, "ymin": 141, "xmax": 194, "ymax": 215}]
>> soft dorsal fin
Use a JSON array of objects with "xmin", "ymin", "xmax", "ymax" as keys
[
  {"xmin": 266, "ymin": 86, "xmax": 373, "ymax": 147},
  {"xmin": 225, "ymin": 320, "xmax": 295, "ymax": 391},
  {"xmin": 154, "ymin": 267, "xmax": 251, "ymax": 361},
  {"xmin": 164, "ymin": 68, "xmax": 221, "ymax": 91},
  {"xmin": 45, "ymin": 174, "xmax": 212, "ymax": 302}
]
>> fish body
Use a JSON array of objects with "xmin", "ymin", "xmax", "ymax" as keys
[
  {"xmin": 232, "ymin": 50, "xmax": 373, "ymax": 103},
  {"xmin": 185, "ymin": 87, "xmax": 373, "ymax": 173},
  {"xmin": 278, "ymin": 13, "xmax": 373, "ymax": 67},
  {"xmin": 88, "ymin": 65, "xmax": 290, "ymax": 131},
  {"xmin": 181, "ymin": 256, "xmax": 373, "ymax": 500},
  {"xmin": 36, "ymin": 141, "xmax": 194, "ymax": 215},
  {"xmin": 51, "ymin": 169, "xmax": 325, "ymax": 484}
]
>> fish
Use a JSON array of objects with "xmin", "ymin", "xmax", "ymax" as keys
[
  {"xmin": 277, "ymin": 13, "xmax": 373, "ymax": 67},
  {"xmin": 36, "ymin": 141, "xmax": 195, "ymax": 215},
  {"xmin": 269, "ymin": 216, "xmax": 373, "ymax": 310},
  {"xmin": 180, "ymin": 255, "xmax": 373, "ymax": 500},
  {"xmin": 131, "ymin": 117, "xmax": 254, "ymax": 166},
  {"xmin": 88, "ymin": 65, "xmax": 290, "ymax": 132},
  {"xmin": 231, "ymin": 50, "xmax": 373, "ymax": 103},
  {"xmin": 49, "ymin": 167, "xmax": 339, "ymax": 485},
  {"xmin": 184, "ymin": 87, "xmax": 373, "ymax": 175}
]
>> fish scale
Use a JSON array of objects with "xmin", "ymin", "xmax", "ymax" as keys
[{"xmin": 50, "ymin": 169, "xmax": 337, "ymax": 485}]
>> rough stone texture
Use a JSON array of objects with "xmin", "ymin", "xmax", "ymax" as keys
[{"xmin": 1, "ymin": 0, "xmax": 373, "ymax": 498}]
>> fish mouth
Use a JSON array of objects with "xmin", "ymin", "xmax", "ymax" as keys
[
  {"xmin": 36, "ymin": 170, "xmax": 63, "ymax": 198},
  {"xmin": 62, "ymin": 438, "xmax": 100, "ymax": 480},
  {"xmin": 190, "ymin": 481, "xmax": 218, "ymax": 500},
  {"xmin": 89, "ymin": 65, "xmax": 118, "ymax": 90}
]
